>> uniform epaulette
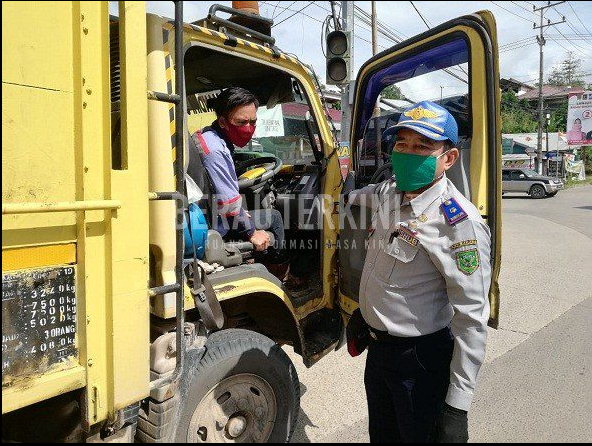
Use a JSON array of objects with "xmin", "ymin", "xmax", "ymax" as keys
[{"xmin": 440, "ymin": 197, "xmax": 468, "ymax": 226}]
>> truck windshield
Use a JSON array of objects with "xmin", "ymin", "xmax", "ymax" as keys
[
  {"xmin": 188, "ymin": 81, "xmax": 329, "ymax": 166},
  {"xmin": 238, "ymin": 101, "xmax": 321, "ymax": 165}
]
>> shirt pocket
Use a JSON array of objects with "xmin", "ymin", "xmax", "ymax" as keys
[{"xmin": 375, "ymin": 239, "xmax": 419, "ymax": 287}]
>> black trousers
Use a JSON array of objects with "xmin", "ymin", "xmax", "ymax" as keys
[
  {"xmin": 224, "ymin": 208, "xmax": 285, "ymax": 253},
  {"xmin": 365, "ymin": 327, "xmax": 454, "ymax": 443}
]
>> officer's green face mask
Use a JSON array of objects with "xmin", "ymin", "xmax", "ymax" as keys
[{"xmin": 391, "ymin": 149, "xmax": 450, "ymax": 192}]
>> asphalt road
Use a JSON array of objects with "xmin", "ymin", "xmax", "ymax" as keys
[{"xmin": 287, "ymin": 185, "xmax": 592, "ymax": 443}]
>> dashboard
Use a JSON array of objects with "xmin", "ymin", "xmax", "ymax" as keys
[{"xmin": 272, "ymin": 164, "xmax": 322, "ymax": 230}]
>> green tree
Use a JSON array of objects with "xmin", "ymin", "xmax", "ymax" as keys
[
  {"xmin": 548, "ymin": 102, "xmax": 568, "ymax": 133},
  {"xmin": 501, "ymin": 91, "xmax": 538, "ymax": 133},
  {"xmin": 381, "ymin": 84, "xmax": 404, "ymax": 100},
  {"xmin": 583, "ymin": 146, "xmax": 592, "ymax": 174},
  {"xmin": 547, "ymin": 52, "xmax": 586, "ymax": 87}
]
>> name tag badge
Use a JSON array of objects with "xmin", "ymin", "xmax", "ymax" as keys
[{"xmin": 398, "ymin": 225, "xmax": 419, "ymax": 247}]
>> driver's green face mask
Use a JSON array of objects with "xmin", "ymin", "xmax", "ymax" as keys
[{"xmin": 391, "ymin": 150, "xmax": 449, "ymax": 192}]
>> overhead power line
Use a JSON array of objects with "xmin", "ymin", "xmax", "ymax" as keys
[
  {"xmin": 272, "ymin": 1, "xmax": 298, "ymax": 21},
  {"xmin": 354, "ymin": 4, "xmax": 408, "ymax": 43},
  {"xmin": 489, "ymin": 1, "xmax": 534, "ymax": 22},
  {"xmin": 551, "ymin": 4, "xmax": 592, "ymax": 43},
  {"xmin": 262, "ymin": 1, "xmax": 388, "ymax": 51},
  {"xmin": 567, "ymin": 1, "xmax": 592, "ymax": 35},
  {"xmin": 273, "ymin": 1, "xmax": 316, "ymax": 27},
  {"xmin": 261, "ymin": 1, "xmax": 321, "ymax": 24}
]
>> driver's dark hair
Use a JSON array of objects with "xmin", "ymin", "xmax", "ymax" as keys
[{"xmin": 208, "ymin": 87, "xmax": 260, "ymax": 118}]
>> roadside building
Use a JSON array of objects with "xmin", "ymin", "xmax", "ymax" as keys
[
  {"xmin": 500, "ymin": 78, "xmax": 536, "ymax": 97},
  {"xmin": 520, "ymin": 85, "xmax": 585, "ymax": 109},
  {"xmin": 502, "ymin": 132, "xmax": 577, "ymax": 177}
]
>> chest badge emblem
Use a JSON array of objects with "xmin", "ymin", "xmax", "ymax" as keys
[{"xmin": 456, "ymin": 249, "xmax": 480, "ymax": 275}]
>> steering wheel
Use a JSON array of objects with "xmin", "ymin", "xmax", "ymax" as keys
[{"xmin": 235, "ymin": 156, "xmax": 283, "ymax": 191}]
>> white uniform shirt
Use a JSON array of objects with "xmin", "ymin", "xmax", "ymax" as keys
[{"xmin": 349, "ymin": 175, "xmax": 491, "ymax": 411}]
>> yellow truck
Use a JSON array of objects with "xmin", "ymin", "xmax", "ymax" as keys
[{"xmin": 2, "ymin": 1, "xmax": 502, "ymax": 442}]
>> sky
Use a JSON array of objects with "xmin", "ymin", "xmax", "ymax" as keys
[{"xmin": 118, "ymin": 1, "xmax": 592, "ymax": 101}]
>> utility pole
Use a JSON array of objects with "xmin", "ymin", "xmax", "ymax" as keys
[
  {"xmin": 371, "ymin": 1, "xmax": 380, "ymax": 118},
  {"xmin": 533, "ymin": 1, "xmax": 566, "ymax": 174},
  {"xmin": 545, "ymin": 112, "xmax": 551, "ymax": 176},
  {"xmin": 340, "ymin": 1, "xmax": 354, "ymax": 144}
]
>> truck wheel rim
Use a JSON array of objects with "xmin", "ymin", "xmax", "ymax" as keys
[
  {"xmin": 188, "ymin": 374, "xmax": 277, "ymax": 443},
  {"xmin": 533, "ymin": 187, "xmax": 544, "ymax": 198}
]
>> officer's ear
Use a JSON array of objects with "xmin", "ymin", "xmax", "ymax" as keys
[{"xmin": 442, "ymin": 146, "xmax": 459, "ymax": 171}]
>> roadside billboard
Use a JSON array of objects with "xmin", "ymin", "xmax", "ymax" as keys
[{"xmin": 567, "ymin": 91, "xmax": 592, "ymax": 146}]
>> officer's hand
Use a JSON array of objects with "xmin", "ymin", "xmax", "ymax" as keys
[
  {"xmin": 250, "ymin": 230, "xmax": 271, "ymax": 252},
  {"xmin": 435, "ymin": 404, "xmax": 469, "ymax": 443}
]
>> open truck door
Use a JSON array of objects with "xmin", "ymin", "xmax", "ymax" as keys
[{"xmin": 338, "ymin": 12, "xmax": 502, "ymax": 328}]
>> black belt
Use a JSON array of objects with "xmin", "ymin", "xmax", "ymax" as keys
[{"xmin": 369, "ymin": 327, "xmax": 451, "ymax": 345}]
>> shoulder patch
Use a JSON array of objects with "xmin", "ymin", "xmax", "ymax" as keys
[
  {"xmin": 441, "ymin": 197, "xmax": 468, "ymax": 226},
  {"xmin": 450, "ymin": 239, "xmax": 477, "ymax": 250},
  {"xmin": 455, "ymin": 249, "xmax": 480, "ymax": 275}
]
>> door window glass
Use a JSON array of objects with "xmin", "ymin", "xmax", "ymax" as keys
[{"xmin": 355, "ymin": 37, "xmax": 469, "ymax": 187}]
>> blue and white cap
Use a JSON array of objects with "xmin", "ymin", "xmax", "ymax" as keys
[{"xmin": 384, "ymin": 101, "xmax": 459, "ymax": 146}]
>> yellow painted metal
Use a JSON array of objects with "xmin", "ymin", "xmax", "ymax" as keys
[
  {"xmin": 188, "ymin": 111, "xmax": 217, "ymax": 134},
  {"xmin": 2, "ymin": 84, "xmax": 77, "ymax": 248},
  {"xmin": 2, "ymin": 244, "xmax": 77, "ymax": 272},
  {"xmin": 156, "ymin": 276, "xmax": 320, "ymax": 323},
  {"xmin": 2, "ymin": 2, "xmax": 76, "ymax": 92},
  {"xmin": 146, "ymin": 14, "xmax": 178, "ymax": 314},
  {"xmin": 71, "ymin": 1, "xmax": 112, "ymax": 425},
  {"xmin": 477, "ymin": 11, "xmax": 502, "ymax": 327},
  {"xmin": 239, "ymin": 167, "xmax": 267, "ymax": 181},
  {"xmin": 2, "ymin": 200, "xmax": 121, "ymax": 215},
  {"xmin": 109, "ymin": 0, "xmax": 151, "ymax": 412},
  {"xmin": 2, "ymin": 365, "xmax": 86, "ymax": 415},
  {"xmin": 2, "ymin": 0, "xmax": 150, "ymax": 426},
  {"xmin": 215, "ymin": 277, "xmax": 294, "ymax": 307},
  {"xmin": 2, "ymin": 0, "xmax": 84, "ymax": 414},
  {"xmin": 2, "ymin": 1, "xmax": 79, "ymax": 248}
]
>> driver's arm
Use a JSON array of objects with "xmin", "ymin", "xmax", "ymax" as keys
[{"xmin": 201, "ymin": 134, "xmax": 255, "ymax": 240}]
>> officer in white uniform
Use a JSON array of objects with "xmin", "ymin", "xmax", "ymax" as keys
[{"xmin": 349, "ymin": 101, "xmax": 491, "ymax": 443}]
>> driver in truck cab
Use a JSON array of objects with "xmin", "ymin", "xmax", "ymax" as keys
[{"xmin": 193, "ymin": 87, "xmax": 291, "ymax": 281}]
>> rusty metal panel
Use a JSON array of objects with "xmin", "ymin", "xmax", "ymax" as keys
[{"xmin": 2, "ymin": 266, "xmax": 78, "ymax": 387}]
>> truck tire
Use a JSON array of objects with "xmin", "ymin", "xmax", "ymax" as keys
[
  {"xmin": 175, "ymin": 329, "xmax": 300, "ymax": 443},
  {"xmin": 529, "ymin": 184, "xmax": 546, "ymax": 199}
]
